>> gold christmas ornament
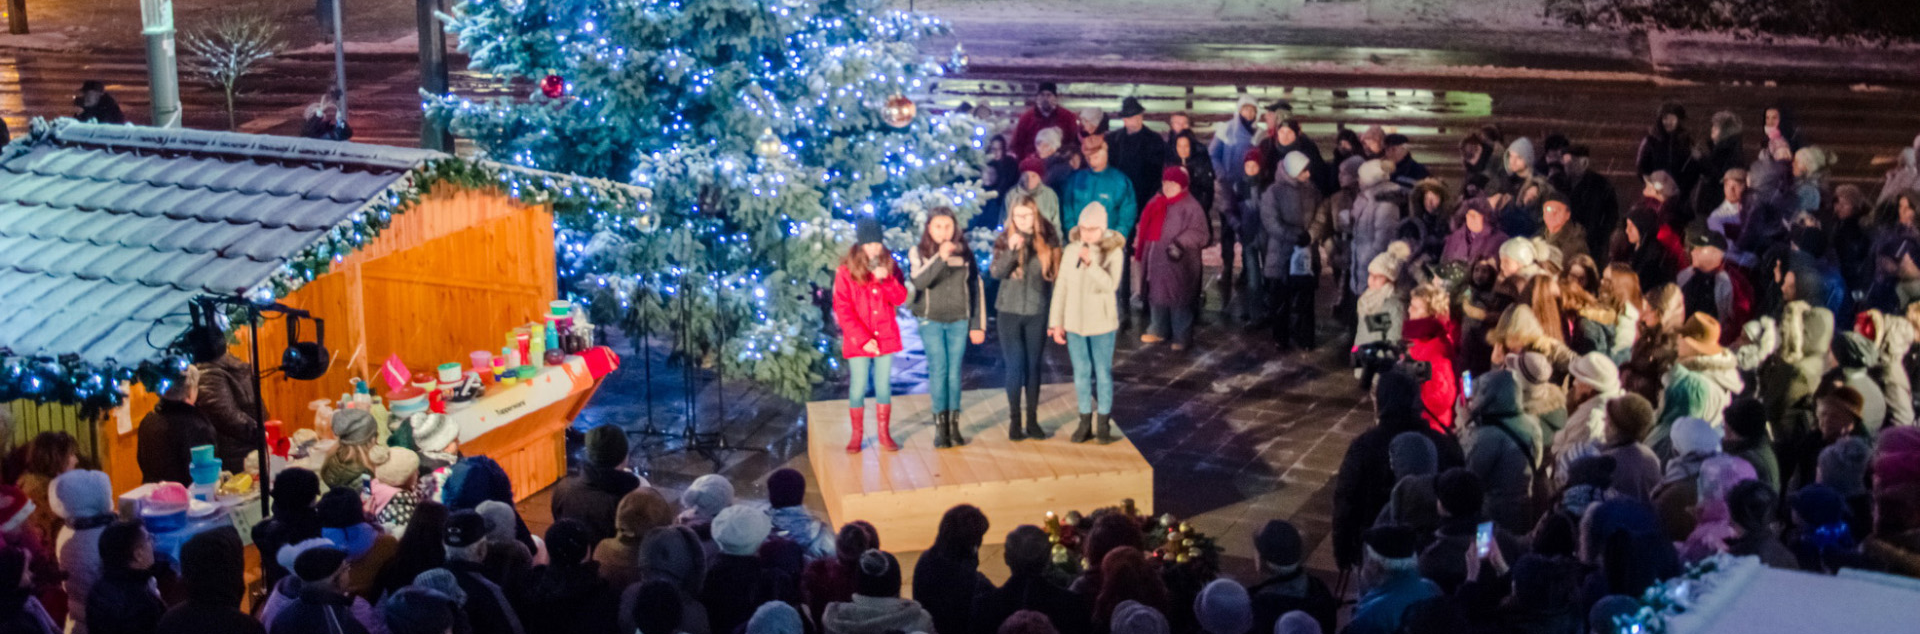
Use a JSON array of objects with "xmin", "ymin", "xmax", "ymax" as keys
[{"xmin": 882, "ymin": 94, "xmax": 916, "ymax": 128}]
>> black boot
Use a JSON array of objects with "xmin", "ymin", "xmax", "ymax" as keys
[
  {"xmin": 1095, "ymin": 413, "xmax": 1114, "ymax": 444},
  {"xmin": 933, "ymin": 411, "xmax": 952, "ymax": 449},
  {"xmin": 948, "ymin": 411, "xmax": 967, "ymax": 446},
  {"xmin": 1071, "ymin": 413, "xmax": 1094, "ymax": 443},
  {"xmin": 1024, "ymin": 406, "xmax": 1044, "ymax": 439},
  {"xmin": 1008, "ymin": 408, "xmax": 1026, "ymax": 441}
]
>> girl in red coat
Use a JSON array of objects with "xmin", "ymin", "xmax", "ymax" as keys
[
  {"xmin": 833, "ymin": 218, "xmax": 908, "ymax": 453},
  {"xmin": 1405, "ymin": 283, "xmax": 1459, "ymax": 433}
]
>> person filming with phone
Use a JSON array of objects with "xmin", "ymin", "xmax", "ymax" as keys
[{"xmin": 1416, "ymin": 468, "xmax": 1525, "ymax": 595}]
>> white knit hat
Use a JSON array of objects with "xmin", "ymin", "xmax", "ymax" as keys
[
  {"xmin": 1498, "ymin": 237, "xmax": 1536, "ymax": 267},
  {"xmin": 1282, "ymin": 151, "xmax": 1311, "ymax": 180},
  {"xmin": 1358, "ymin": 159, "xmax": 1389, "ymax": 188},
  {"xmin": 1569, "ymin": 352, "xmax": 1621, "ymax": 394},
  {"xmin": 373, "ymin": 446, "xmax": 420, "ymax": 487},
  {"xmin": 1368, "ymin": 242, "xmax": 1411, "ymax": 278},
  {"xmin": 712, "ymin": 504, "xmax": 773, "ymax": 556}
]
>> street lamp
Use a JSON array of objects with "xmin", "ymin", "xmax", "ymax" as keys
[{"xmin": 139, "ymin": 0, "xmax": 181, "ymax": 127}]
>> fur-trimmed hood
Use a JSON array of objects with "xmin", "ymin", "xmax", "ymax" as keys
[
  {"xmin": 1068, "ymin": 226, "xmax": 1126, "ymax": 252},
  {"xmin": 1680, "ymin": 350, "xmax": 1744, "ymax": 395}
]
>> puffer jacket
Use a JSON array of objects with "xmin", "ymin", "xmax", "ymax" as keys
[
  {"xmin": 908, "ymin": 249, "xmax": 988, "ymax": 330},
  {"xmin": 768, "ymin": 506, "xmax": 836, "ymax": 562},
  {"xmin": 832, "ymin": 261, "xmax": 908, "ymax": 358},
  {"xmin": 1348, "ymin": 182, "xmax": 1403, "ymax": 295},
  {"xmin": 1462, "ymin": 370, "xmax": 1544, "ymax": 532},
  {"xmin": 1260, "ymin": 176, "xmax": 1320, "ymax": 279},
  {"xmin": 1404, "ymin": 318, "xmax": 1458, "ymax": 432},
  {"xmin": 989, "ymin": 238, "xmax": 1055, "ymax": 316},
  {"xmin": 1049, "ymin": 228, "xmax": 1126, "ymax": 336}
]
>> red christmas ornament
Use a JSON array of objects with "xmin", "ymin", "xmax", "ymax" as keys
[{"xmin": 540, "ymin": 75, "xmax": 566, "ymax": 99}]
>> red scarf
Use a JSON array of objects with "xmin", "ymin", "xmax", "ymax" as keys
[{"xmin": 1134, "ymin": 191, "xmax": 1186, "ymax": 261}]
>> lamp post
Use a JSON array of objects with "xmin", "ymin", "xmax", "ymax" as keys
[
  {"xmin": 139, "ymin": 0, "xmax": 181, "ymax": 127},
  {"xmin": 417, "ymin": 0, "xmax": 451, "ymax": 150},
  {"xmin": 330, "ymin": 0, "xmax": 348, "ymax": 124}
]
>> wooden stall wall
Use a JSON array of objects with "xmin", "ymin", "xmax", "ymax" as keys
[{"xmin": 104, "ymin": 189, "xmax": 555, "ymax": 494}]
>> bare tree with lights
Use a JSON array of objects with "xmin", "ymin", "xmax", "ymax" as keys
[{"xmin": 184, "ymin": 14, "xmax": 284, "ymax": 131}]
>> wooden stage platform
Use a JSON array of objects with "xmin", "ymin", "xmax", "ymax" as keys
[{"xmin": 805, "ymin": 384, "xmax": 1155, "ymax": 552}]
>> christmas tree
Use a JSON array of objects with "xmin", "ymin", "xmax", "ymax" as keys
[{"xmin": 429, "ymin": 0, "xmax": 987, "ymax": 400}]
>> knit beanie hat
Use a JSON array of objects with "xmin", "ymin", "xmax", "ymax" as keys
[
  {"xmin": 544, "ymin": 518, "xmax": 595, "ymax": 566},
  {"xmin": 476, "ymin": 501, "xmax": 518, "ymax": 544},
  {"xmin": 1194, "ymin": 578, "xmax": 1253, "ymax": 634},
  {"xmin": 1161, "ymin": 165, "xmax": 1191, "ymax": 191},
  {"xmin": 1819, "ymin": 437, "xmax": 1872, "ymax": 497},
  {"xmin": 747, "ymin": 601, "xmax": 804, "ymax": 634},
  {"xmin": 855, "ymin": 217, "xmax": 886, "ymax": 245},
  {"xmin": 616, "ymin": 488, "xmax": 675, "ymax": 539},
  {"xmin": 1569, "ymin": 352, "xmax": 1621, "ymax": 394},
  {"xmin": 1388, "ymin": 433, "xmax": 1439, "ymax": 479},
  {"xmin": 1242, "ymin": 147, "xmax": 1264, "ymax": 167},
  {"xmin": 1282, "ymin": 151, "xmax": 1311, "ymax": 179},
  {"xmin": 1509, "ymin": 137, "xmax": 1536, "ymax": 165},
  {"xmin": 1498, "ymin": 237, "xmax": 1536, "ymax": 267},
  {"xmin": 1253, "ymin": 520, "xmax": 1302, "ymax": 568},
  {"xmin": 1671, "ymin": 417, "xmax": 1724, "ymax": 457},
  {"xmin": 1435, "ymin": 468, "xmax": 1483, "ymax": 518},
  {"xmin": 854, "ymin": 549, "xmax": 902, "ymax": 597},
  {"xmin": 290, "ymin": 540, "xmax": 349, "ymax": 582},
  {"xmin": 585, "ymin": 425, "xmax": 630, "ymax": 469},
  {"xmin": 1368, "ymin": 242, "xmax": 1411, "ymax": 279},
  {"xmin": 1874, "ymin": 426, "xmax": 1920, "ymax": 492},
  {"xmin": 332, "ymin": 409, "xmax": 377, "ymax": 445},
  {"xmin": 0, "ymin": 486, "xmax": 31, "ymax": 534},
  {"xmin": 374, "ymin": 446, "xmax": 421, "ymax": 487},
  {"xmin": 1724, "ymin": 398, "xmax": 1768, "ymax": 442},
  {"xmin": 766, "ymin": 468, "xmax": 806, "ymax": 509},
  {"xmin": 384, "ymin": 587, "xmax": 456, "ymax": 634},
  {"xmin": 412, "ymin": 568, "xmax": 468, "ymax": 606},
  {"xmin": 50, "ymin": 469, "xmax": 113, "ymax": 521},
  {"xmin": 681, "ymin": 474, "xmax": 735, "ymax": 519},
  {"xmin": 1019, "ymin": 156, "xmax": 1046, "ymax": 178},
  {"xmin": 1078, "ymin": 202, "xmax": 1109, "ymax": 231},
  {"xmin": 712, "ymin": 504, "xmax": 773, "ymax": 556},
  {"xmin": 1510, "ymin": 351, "xmax": 1554, "ymax": 387},
  {"xmin": 1791, "ymin": 484, "xmax": 1848, "ymax": 527},
  {"xmin": 1357, "ymin": 159, "xmax": 1389, "ymax": 188},
  {"xmin": 1111, "ymin": 601, "xmax": 1171, "ymax": 634}
]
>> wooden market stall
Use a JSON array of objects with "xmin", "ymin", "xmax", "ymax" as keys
[{"xmin": 0, "ymin": 120, "xmax": 643, "ymax": 500}]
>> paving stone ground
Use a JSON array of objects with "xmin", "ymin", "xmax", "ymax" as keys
[{"xmin": 522, "ymin": 256, "xmax": 1373, "ymax": 592}]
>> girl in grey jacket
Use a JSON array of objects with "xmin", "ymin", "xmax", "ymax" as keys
[{"xmin": 909, "ymin": 210, "xmax": 987, "ymax": 449}]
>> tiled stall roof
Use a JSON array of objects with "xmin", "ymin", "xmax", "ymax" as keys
[{"xmin": 0, "ymin": 121, "xmax": 445, "ymax": 366}]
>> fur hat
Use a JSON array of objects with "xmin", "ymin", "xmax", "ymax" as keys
[
  {"xmin": 1282, "ymin": 151, "xmax": 1311, "ymax": 179},
  {"xmin": 1193, "ymin": 579, "xmax": 1253, "ymax": 634},
  {"xmin": 1078, "ymin": 202, "xmax": 1109, "ymax": 230},
  {"xmin": 1358, "ymin": 159, "xmax": 1389, "ymax": 188},
  {"xmin": 374, "ymin": 446, "xmax": 420, "ymax": 487},
  {"xmin": 1671, "ymin": 417, "xmax": 1724, "ymax": 457},
  {"xmin": 681, "ymin": 474, "xmax": 735, "ymax": 519},
  {"xmin": 1499, "ymin": 237, "xmax": 1537, "ymax": 267},
  {"xmin": 616, "ymin": 488, "xmax": 675, "ymax": 539},
  {"xmin": 766, "ymin": 468, "xmax": 806, "ymax": 509},
  {"xmin": 1570, "ymin": 352, "xmax": 1621, "ymax": 394},
  {"xmin": 712, "ymin": 504, "xmax": 773, "ymax": 556},
  {"xmin": 1822, "ymin": 385, "xmax": 1866, "ymax": 422}
]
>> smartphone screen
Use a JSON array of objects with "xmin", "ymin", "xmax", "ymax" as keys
[
  {"xmin": 1475, "ymin": 521, "xmax": 1494, "ymax": 558},
  {"xmin": 1461, "ymin": 371, "xmax": 1473, "ymax": 399}
]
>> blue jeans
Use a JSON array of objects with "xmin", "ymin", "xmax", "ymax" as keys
[
  {"xmin": 919, "ymin": 320, "xmax": 970, "ymax": 412},
  {"xmin": 847, "ymin": 354, "xmax": 893, "ymax": 408},
  {"xmin": 1065, "ymin": 331, "xmax": 1116, "ymax": 414}
]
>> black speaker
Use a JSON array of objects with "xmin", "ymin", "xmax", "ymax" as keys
[
  {"xmin": 281, "ymin": 314, "xmax": 330, "ymax": 381},
  {"xmin": 183, "ymin": 300, "xmax": 229, "ymax": 364}
]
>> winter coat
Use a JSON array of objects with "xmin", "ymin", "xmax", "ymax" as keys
[
  {"xmin": 1636, "ymin": 124, "xmax": 1695, "ymax": 187},
  {"xmin": 701, "ymin": 554, "xmax": 794, "ymax": 634},
  {"xmin": 1417, "ymin": 518, "xmax": 1524, "ymax": 595},
  {"xmin": 1062, "ymin": 168, "xmax": 1134, "ymax": 237},
  {"xmin": 518, "ymin": 562, "xmax": 616, "ymax": 634},
  {"xmin": 1108, "ymin": 127, "xmax": 1168, "ymax": 214},
  {"xmin": 768, "ymin": 506, "xmax": 835, "ymax": 562},
  {"xmin": 1348, "ymin": 183, "xmax": 1403, "ymax": 295},
  {"xmin": 1603, "ymin": 442, "xmax": 1663, "ymax": 503},
  {"xmin": 1050, "ymin": 228, "xmax": 1125, "ymax": 336},
  {"xmin": 1229, "ymin": 178, "xmax": 1263, "ymax": 252},
  {"xmin": 74, "ymin": 95, "xmax": 125, "ymax": 125},
  {"xmin": 1405, "ymin": 318, "xmax": 1458, "ymax": 432},
  {"xmin": 548, "ymin": 467, "xmax": 639, "ymax": 544},
  {"xmin": 1553, "ymin": 169, "xmax": 1619, "ymax": 259},
  {"xmin": 266, "ymin": 586, "xmax": 370, "ymax": 634},
  {"xmin": 1171, "ymin": 136, "xmax": 1219, "ymax": 222},
  {"xmin": 85, "ymin": 569, "xmax": 164, "ymax": 634},
  {"xmin": 1138, "ymin": 192, "xmax": 1209, "ymax": 308},
  {"xmin": 1332, "ymin": 371, "xmax": 1468, "ymax": 570},
  {"xmin": 1008, "ymin": 182, "xmax": 1064, "ymax": 234},
  {"xmin": 990, "ymin": 238, "xmax": 1056, "ymax": 317},
  {"xmin": 1248, "ymin": 569, "xmax": 1338, "ymax": 634},
  {"xmin": 832, "ymin": 263, "xmax": 908, "ymax": 358},
  {"xmin": 1462, "ymin": 371, "xmax": 1544, "ymax": 533},
  {"xmin": 443, "ymin": 560, "xmax": 525, "ymax": 634},
  {"xmin": 1865, "ymin": 310, "xmax": 1916, "ymax": 428},
  {"xmin": 1353, "ymin": 287, "xmax": 1404, "ymax": 354},
  {"xmin": 55, "ymin": 519, "xmax": 110, "ymax": 634},
  {"xmin": 908, "ymin": 249, "xmax": 988, "ymax": 330},
  {"xmin": 1259, "ymin": 133, "xmax": 1337, "ymax": 197},
  {"xmin": 912, "ymin": 549, "xmax": 990, "ymax": 634},
  {"xmin": 1541, "ymin": 222, "xmax": 1589, "ymax": 265},
  {"xmin": 1343, "ymin": 571, "xmax": 1439, "ymax": 634},
  {"xmin": 1207, "ymin": 115, "xmax": 1260, "ymax": 189},
  {"xmin": 1552, "ymin": 391, "xmax": 1622, "ymax": 487},
  {"xmin": 195, "ymin": 355, "xmax": 265, "ymax": 472},
  {"xmin": 1259, "ymin": 177, "xmax": 1319, "ymax": 279},
  {"xmin": 136, "ymin": 399, "xmax": 217, "ymax": 485},
  {"xmin": 822, "ymin": 595, "xmax": 935, "ymax": 634},
  {"xmin": 970, "ymin": 572, "xmax": 1091, "ymax": 634},
  {"xmin": 1010, "ymin": 106, "xmax": 1080, "ymax": 160},
  {"xmin": 1442, "ymin": 222, "xmax": 1507, "ymax": 266}
]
